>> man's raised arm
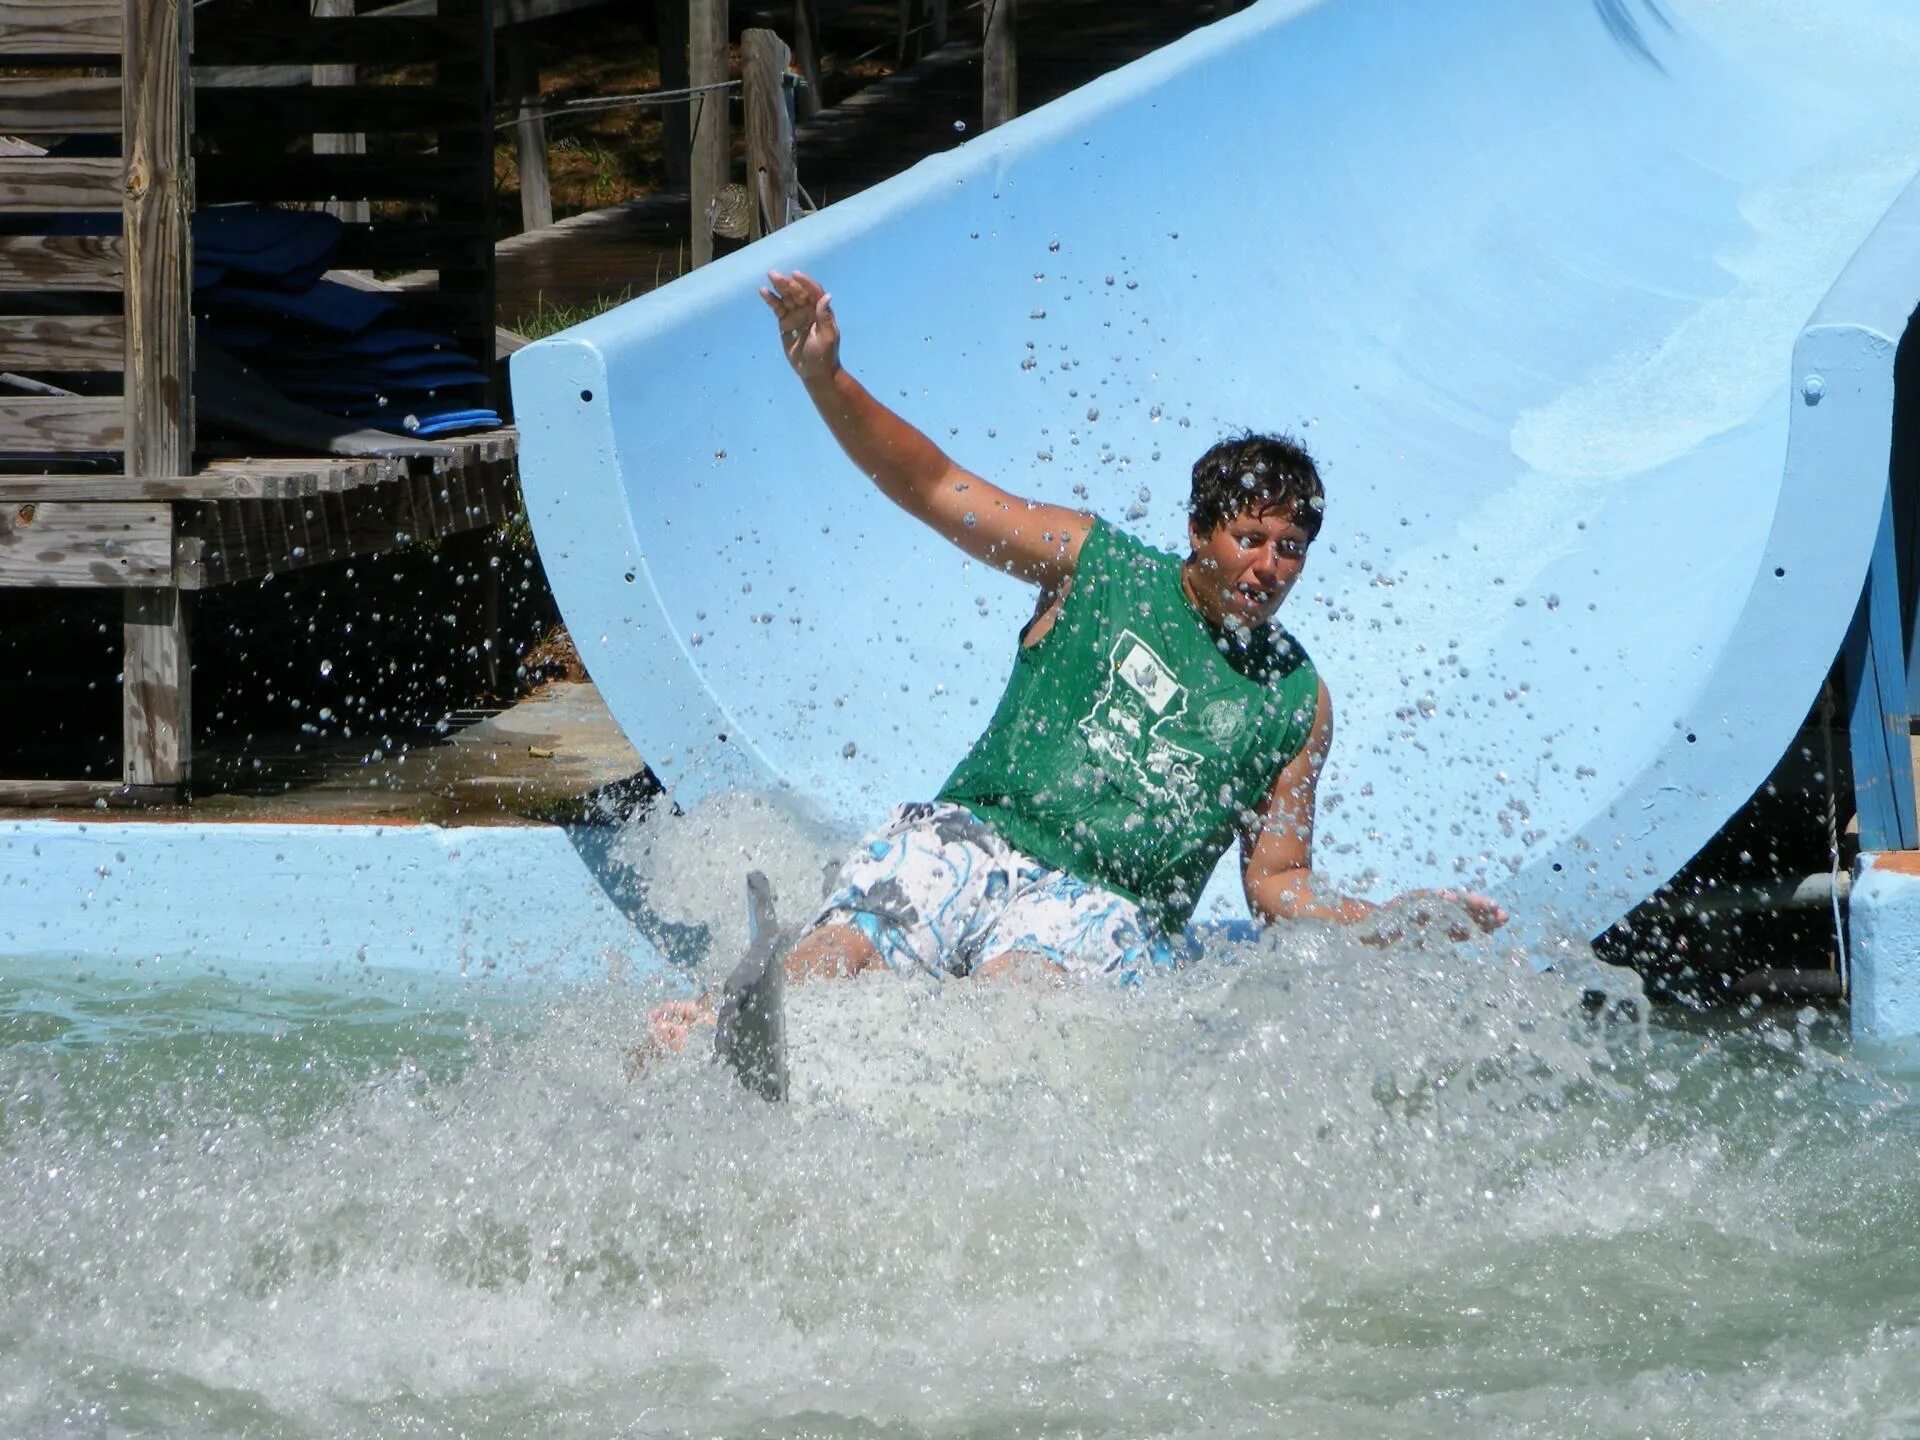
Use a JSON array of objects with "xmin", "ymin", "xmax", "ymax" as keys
[{"xmin": 761, "ymin": 270, "xmax": 1091, "ymax": 591}]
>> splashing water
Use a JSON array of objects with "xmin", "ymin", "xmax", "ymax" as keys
[{"xmin": 4, "ymin": 799, "xmax": 1920, "ymax": 1437}]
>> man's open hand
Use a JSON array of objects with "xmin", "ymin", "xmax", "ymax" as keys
[
  {"xmin": 760, "ymin": 269, "xmax": 840, "ymax": 386},
  {"xmin": 627, "ymin": 993, "xmax": 716, "ymax": 1076},
  {"xmin": 1404, "ymin": 888, "xmax": 1509, "ymax": 941}
]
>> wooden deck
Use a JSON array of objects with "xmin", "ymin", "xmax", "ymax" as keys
[
  {"xmin": 0, "ymin": 679, "xmax": 648, "ymax": 825},
  {"xmin": 488, "ymin": 0, "xmax": 1244, "ymax": 327}
]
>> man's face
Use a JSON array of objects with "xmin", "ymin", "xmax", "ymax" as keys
[{"xmin": 1184, "ymin": 505, "xmax": 1312, "ymax": 629}]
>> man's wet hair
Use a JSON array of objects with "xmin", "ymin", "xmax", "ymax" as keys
[{"xmin": 1187, "ymin": 431, "xmax": 1324, "ymax": 540}]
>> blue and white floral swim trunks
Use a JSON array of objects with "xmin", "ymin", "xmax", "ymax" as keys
[{"xmin": 808, "ymin": 801, "xmax": 1185, "ymax": 985}]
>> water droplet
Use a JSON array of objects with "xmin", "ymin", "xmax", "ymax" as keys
[
  {"xmin": 953, "ymin": 119, "xmax": 967, "ymax": 132},
  {"xmin": 319, "ymin": 659, "xmax": 333, "ymax": 677},
  {"xmin": 1086, "ymin": 406, "xmax": 1100, "ymax": 422},
  {"xmin": 841, "ymin": 741, "xmax": 858, "ymax": 759}
]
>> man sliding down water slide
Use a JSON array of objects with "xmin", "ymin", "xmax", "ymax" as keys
[{"xmin": 649, "ymin": 270, "xmax": 1507, "ymax": 1069}]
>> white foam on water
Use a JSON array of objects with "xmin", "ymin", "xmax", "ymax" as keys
[{"xmin": 3, "ymin": 790, "xmax": 1916, "ymax": 1437}]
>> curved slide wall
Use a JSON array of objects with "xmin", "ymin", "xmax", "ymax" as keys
[{"xmin": 512, "ymin": 0, "xmax": 1920, "ymax": 939}]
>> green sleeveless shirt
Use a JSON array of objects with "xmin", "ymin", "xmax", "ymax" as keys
[{"xmin": 937, "ymin": 517, "xmax": 1320, "ymax": 933}]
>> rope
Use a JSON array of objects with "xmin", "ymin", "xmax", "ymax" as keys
[
  {"xmin": 1820, "ymin": 680, "xmax": 1850, "ymax": 997},
  {"xmin": 495, "ymin": 79, "xmax": 740, "ymax": 131}
]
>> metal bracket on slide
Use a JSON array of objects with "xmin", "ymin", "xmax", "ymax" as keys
[{"xmin": 1843, "ymin": 484, "xmax": 1919, "ymax": 852}]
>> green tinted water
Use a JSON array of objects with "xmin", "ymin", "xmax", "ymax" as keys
[{"xmin": 5, "ymin": 935, "xmax": 1920, "ymax": 1439}]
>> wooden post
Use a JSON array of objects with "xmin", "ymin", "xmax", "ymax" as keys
[
  {"xmin": 655, "ymin": 0, "xmax": 691, "ymax": 188},
  {"xmin": 689, "ymin": 0, "xmax": 728, "ymax": 267},
  {"xmin": 742, "ymin": 28, "xmax": 796, "ymax": 240},
  {"xmin": 791, "ymin": 0, "xmax": 821, "ymax": 121},
  {"xmin": 122, "ymin": 0, "xmax": 193, "ymax": 789},
  {"xmin": 896, "ymin": 0, "xmax": 918, "ymax": 64},
  {"xmin": 506, "ymin": 33, "xmax": 552, "ymax": 231},
  {"xmin": 982, "ymin": 0, "xmax": 1016, "ymax": 130},
  {"xmin": 125, "ymin": 589, "xmax": 192, "ymax": 789},
  {"xmin": 312, "ymin": 0, "xmax": 370, "ymax": 225}
]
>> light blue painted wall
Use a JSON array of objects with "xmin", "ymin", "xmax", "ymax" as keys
[
  {"xmin": 0, "ymin": 821, "xmax": 667, "ymax": 985},
  {"xmin": 513, "ymin": 0, "xmax": 1920, "ymax": 943},
  {"xmin": 1850, "ymin": 855, "xmax": 1920, "ymax": 1039}
]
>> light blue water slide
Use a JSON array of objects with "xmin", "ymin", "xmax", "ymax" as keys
[{"xmin": 511, "ymin": 0, "xmax": 1920, "ymax": 942}]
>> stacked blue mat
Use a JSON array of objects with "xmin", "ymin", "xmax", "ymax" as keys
[{"xmin": 195, "ymin": 205, "xmax": 502, "ymax": 439}]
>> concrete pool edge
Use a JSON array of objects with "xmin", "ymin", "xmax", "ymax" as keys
[{"xmin": 0, "ymin": 818, "xmax": 671, "ymax": 986}]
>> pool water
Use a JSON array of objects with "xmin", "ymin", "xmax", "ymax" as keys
[{"xmin": 6, "ymin": 877, "xmax": 1920, "ymax": 1438}]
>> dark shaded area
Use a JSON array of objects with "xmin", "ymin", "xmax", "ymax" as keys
[
  {"xmin": 1594, "ymin": 691, "xmax": 1853, "ymax": 1008},
  {"xmin": 0, "ymin": 530, "xmax": 565, "ymax": 790},
  {"xmin": 1889, "ymin": 303, "xmax": 1920, "ymax": 660},
  {"xmin": 1589, "ymin": 0, "xmax": 1675, "ymax": 73},
  {"xmin": 492, "ymin": 0, "xmax": 1239, "ymax": 327}
]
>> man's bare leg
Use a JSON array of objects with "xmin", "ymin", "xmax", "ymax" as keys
[
  {"xmin": 784, "ymin": 921, "xmax": 883, "ymax": 982},
  {"xmin": 972, "ymin": 949, "xmax": 1069, "ymax": 985}
]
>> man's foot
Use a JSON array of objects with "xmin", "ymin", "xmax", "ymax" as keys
[{"xmin": 714, "ymin": 871, "xmax": 789, "ymax": 1102}]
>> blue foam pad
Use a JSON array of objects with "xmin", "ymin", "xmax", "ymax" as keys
[{"xmin": 205, "ymin": 277, "xmax": 398, "ymax": 335}]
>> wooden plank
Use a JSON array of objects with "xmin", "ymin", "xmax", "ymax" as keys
[
  {"xmin": 742, "ymin": 28, "xmax": 796, "ymax": 241},
  {"xmin": 0, "ymin": 473, "xmax": 270, "ymax": 501},
  {"xmin": 196, "ymin": 83, "xmax": 482, "ymax": 137},
  {"xmin": 0, "ymin": 0, "xmax": 122, "ymax": 55},
  {"xmin": 791, "ymin": 0, "xmax": 821, "ymax": 121},
  {"xmin": 124, "ymin": 585, "xmax": 190, "ymax": 786},
  {"xmin": 0, "ymin": 396, "xmax": 122, "ymax": 450},
  {"xmin": 0, "ymin": 500, "xmax": 171, "ymax": 586},
  {"xmin": 689, "ymin": 0, "xmax": 727, "ymax": 267},
  {"xmin": 192, "ymin": 15, "xmax": 481, "ymax": 67},
  {"xmin": 0, "ymin": 235, "xmax": 124, "ymax": 291},
  {"xmin": 123, "ymin": 0, "xmax": 194, "ymax": 491},
  {"xmin": 0, "ymin": 314, "xmax": 124, "ymax": 371},
  {"xmin": 982, "ymin": 0, "xmax": 1015, "ymax": 130},
  {"xmin": 175, "ymin": 456, "xmax": 512, "ymax": 588},
  {"xmin": 506, "ymin": 36, "xmax": 551, "ymax": 231},
  {"xmin": 0, "ymin": 156, "xmax": 122, "ymax": 211},
  {"xmin": 0, "ymin": 779, "xmax": 156, "ymax": 807},
  {"xmin": 197, "ymin": 154, "xmax": 475, "ymax": 204},
  {"xmin": 0, "ymin": 76, "xmax": 121, "ymax": 134}
]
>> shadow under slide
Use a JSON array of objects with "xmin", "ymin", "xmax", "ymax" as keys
[{"xmin": 511, "ymin": 0, "xmax": 1920, "ymax": 944}]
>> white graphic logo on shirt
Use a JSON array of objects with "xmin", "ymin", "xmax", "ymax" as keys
[
  {"xmin": 1202, "ymin": 698, "xmax": 1247, "ymax": 745},
  {"xmin": 1079, "ymin": 631, "xmax": 1202, "ymax": 806}
]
